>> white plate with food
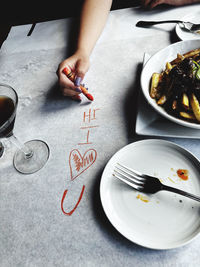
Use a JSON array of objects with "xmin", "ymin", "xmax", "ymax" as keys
[
  {"xmin": 141, "ymin": 39, "xmax": 200, "ymax": 129},
  {"xmin": 176, "ymin": 11, "xmax": 200, "ymax": 41},
  {"xmin": 135, "ymin": 90, "xmax": 200, "ymax": 138},
  {"xmin": 100, "ymin": 139, "xmax": 200, "ymax": 249},
  {"xmin": 136, "ymin": 52, "xmax": 200, "ymax": 138}
]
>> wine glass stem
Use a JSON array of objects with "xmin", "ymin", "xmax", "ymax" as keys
[{"xmin": 7, "ymin": 134, "xmax": 33, "ymax": 159}]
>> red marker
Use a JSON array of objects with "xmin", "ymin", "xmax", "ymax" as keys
[{"xmin": 63, "ymin": 67, "xmax": 94, "ymax": 101}]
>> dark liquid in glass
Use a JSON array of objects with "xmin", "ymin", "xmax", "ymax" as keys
[{"xmin": 0, "ymin": 95, "xmax": 15, "ymax": 137}]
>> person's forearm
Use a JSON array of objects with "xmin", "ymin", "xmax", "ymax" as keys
[
  {"xmin": 76, "ymin": 0, "xmax": 112, "ymax": 56},
  {"xmin": 142, "ymin": 0, "xmax": 200, "ymax": 8},
  {"xmin": 187, "ymin": 0, "xmax": 200, "ymax": 3},
  {"xmin": 173, "ymin": 0, "xmax": 200, "ymax": 5}
]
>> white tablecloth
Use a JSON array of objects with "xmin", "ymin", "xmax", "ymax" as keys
[{"xmin": 0, "ymin": 4, "xmax": 200, "ymax": 267}]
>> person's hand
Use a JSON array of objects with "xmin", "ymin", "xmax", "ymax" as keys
[
  {"xmin": 57, "ymin": 50, "xmax": 90, "ymax": 101},
  {"xmin": 141, "ymin": 0, "xmax": 195, "ymax": 9}
]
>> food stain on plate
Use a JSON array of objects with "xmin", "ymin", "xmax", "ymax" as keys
[
  {"xmin": 177, "ymin": 169, "xmax": 189, "ymax": 181},
  {"xmin": 168, "ymin": 177, "xmax": 175, "ymax": 183},
  {"xmin": 167, "ymin": 168, "xmax": 189, "ymax": 183},
  {"xmin": 135, "ymin": 168, "xmax": 189, "ymax": 204},
  {"xmin": 136, "ymin": 194, "xmax": 149, "ymax": 203}
]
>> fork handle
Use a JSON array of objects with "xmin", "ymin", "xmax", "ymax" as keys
[
  {"xmin": 136, "ymin": 20, "xmax": 182, "ymax": 27},
  {"xmin": 162, "ymin": 185, "xmax": 200, "ymax": 202}
]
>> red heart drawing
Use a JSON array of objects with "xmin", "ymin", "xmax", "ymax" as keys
[{"xmin": 69, "ymin": 149, "xmax": 97, "ymax": 180}]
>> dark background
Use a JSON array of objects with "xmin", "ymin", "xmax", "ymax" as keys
[
  {"xmin": 1, "ymin": 1, "xmax": 140, "ymax": 24},
  {"xmin": 0, "ymin": 1, "xmax": 140, "ymax": 47}
]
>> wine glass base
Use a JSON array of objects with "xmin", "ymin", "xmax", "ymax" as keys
[
  {"xmin": 0, "ymin": 141, "xmax": 4, "ymax": 158},
  {"xmin": 13, "ymin": 140, "xmax": 50, "ymax": 174}
]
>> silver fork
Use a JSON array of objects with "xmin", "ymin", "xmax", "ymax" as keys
[
  {"xmin": 113, "ymin": 163, "xmax": 200, "ymax": 202},
  {"xmin": 136, "ymin": 20, "xmax": 200, "ymax": 33}
]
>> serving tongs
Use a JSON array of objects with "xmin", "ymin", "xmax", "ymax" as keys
[{"xmin": 136, "ymin": 20, "xmax": 200, "ymax": 33}]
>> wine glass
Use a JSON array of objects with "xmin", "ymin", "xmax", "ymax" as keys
[{"xmin": 0, "ymin": 83, "xmax": 49, "ymax": 174}]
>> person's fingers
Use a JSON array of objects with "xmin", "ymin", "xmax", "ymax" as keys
[
  {"xmin": 74, "ymin": 59, "xmax": 90, "ymax": 86},
  {"xmin": 62, "ymin": 88, "xmax": 82, "ymax": 101},
  {"xmin": 141, "ymin": 0, "xmax": 152, "ymax": 7},
  {"xmin": 141, "ymin": 0, "xmax": 166, "ymax": 8},
  {"xmin": 56, "ymin": 55, "xmax": 90, "ymax": 101},
  {"xmin": 59, "ymin": 72, "xmax": 75, "ymax": 89},
  {"xmin": 71, "ymin": 95, "xmax": 82, "ymax": 101},
  {"xmin": 62, "ymin": 87, "xmax": 80, "ymax": 97},
  {"xmin": 149, "ymin": 0, "xmax": 164, "ymax": 8},
  {"xmin": 58, "ymin": 70, "xmax": 82, "ymax": 95}
]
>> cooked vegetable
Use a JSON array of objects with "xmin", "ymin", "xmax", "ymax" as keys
[
  {"xmin": 190, "ymin": 93, "xmax": 200, "ymax": 122},
  {"xmin": 157, "ymin": 95, "xmax": 167, "ymax": 105},
  {"xmin": 150, "ymin": 73, "xmax": 161, "ymax": 98},
  {"xmin": 165, "ymin": 62, "xmax": 173, "ymax": 74},
  {"xmin": 180, "ymin": 112, "xmax": 195, "ymax": 120},
  {"xmin": 183, "ymin": 48, "xmax": 200, "ymax": 58},
  {"xmin": 182, "ymin": 93, "xmax": 190, "ymax": 109},
  {"xmin": 196, "ymin": 68, "xmax": 200, "ymax": 80},
  {"xmin": 172, "ymin": 100, "xmax": 177, "ymax": 110},
  {"xmin": 149, "ymin": 48, "xmax": 200, "ymax": 124}
]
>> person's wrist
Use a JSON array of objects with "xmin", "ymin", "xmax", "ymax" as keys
[{"xmin": 75, "ymin": 47, "xmax": 91, "ymax": 59}]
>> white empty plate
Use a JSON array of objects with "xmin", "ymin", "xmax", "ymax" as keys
[
  {"xmin": 100, "ymin": 139, "xmax": 200, "ymax": 249},
  {"xmin": 176, "ymin": 11, "xmax": 200, "ymax": 40}
]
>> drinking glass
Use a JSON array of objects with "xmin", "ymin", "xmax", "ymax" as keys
[{"xmin": 0, "ymin": 83, "xmax": 49, "ymax": 174}]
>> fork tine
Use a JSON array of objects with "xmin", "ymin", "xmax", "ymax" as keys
[
  {"xmin": 113, "ymin": 173, "xmax": 143, "ymax": 191},
  {"xmin": 117, "ymin": 163, "xmax": 145, "ymax": 181},
  {"xmin": 114, "ymin": 167, "xmax": 143, "ymax": 186}
]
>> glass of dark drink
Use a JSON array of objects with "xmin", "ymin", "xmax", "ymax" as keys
[{"xmin": 0, "ymin": 84, "xmax": 49, "ymax": 174}]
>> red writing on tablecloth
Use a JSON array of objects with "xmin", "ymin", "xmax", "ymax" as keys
[
  {"xmin": 61, "ymin": 108, "xmax": 99, "ymax": 216},
  {"xmin": 61, "ymin": 185, "xmax": 85, "ymax": 216},
  {"xmin": 69, "ymin": 149, "xmax": 97, "ymax": 180}
]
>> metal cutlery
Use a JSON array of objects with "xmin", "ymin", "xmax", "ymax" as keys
[
  {"xmin": 136, "ymin": 20, "xmax": 200, "ymax": 33},
  {"xmin": 113, "ymin": 163, "xmax": 200, "ymax": 202}
]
